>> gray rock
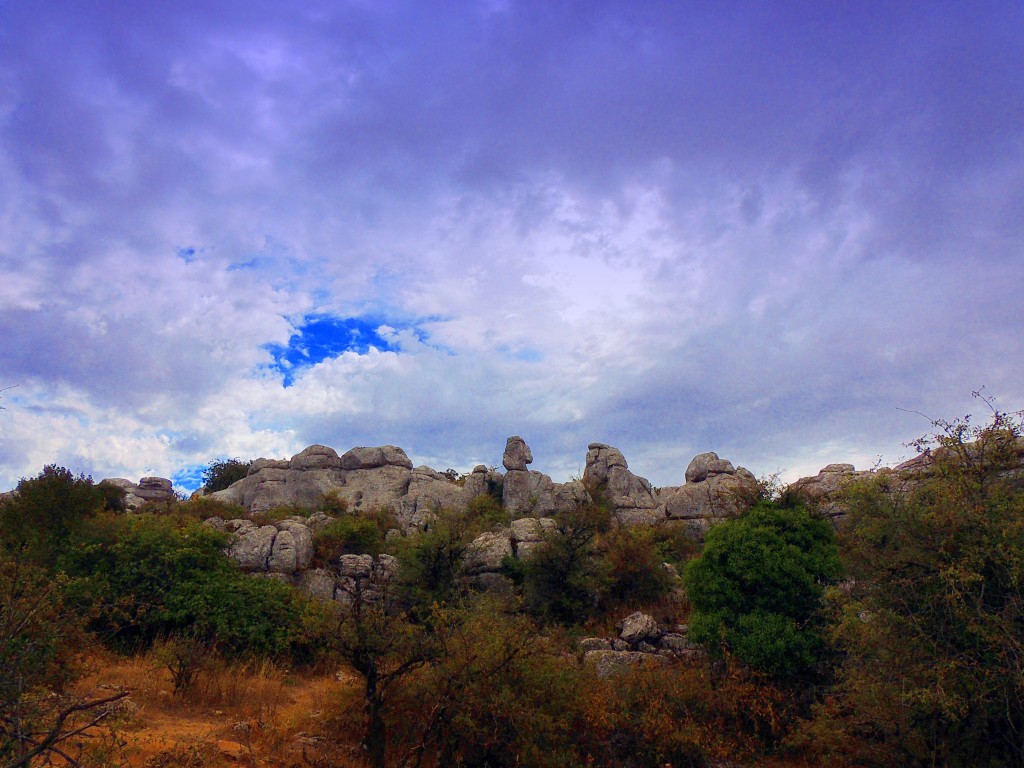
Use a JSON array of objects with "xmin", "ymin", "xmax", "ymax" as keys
[
  {"xmin": 502, "ymin": 436, "xmax": 534, "ymax": 471},
  {"xmin": 578, "ymin": 637, "xmax": 613, "ymax": 653},
  {"xmin": 339, "ymin": 445, "xmax": 413, "ymax": 471},
  {"xmin": 502, "ymin": 470, "xmax": 558, "ymax": 516},
  {"xmin": 510, "ymin": 516, "xmax": 556, "ymax": 559},
  {"xmin": 336, "ymin": 553, "xmax": 374, "ymax": 579},
  {"xmin": 300, "ymin": 568, "xmax": 336, "ymax": 602},
  {"xmin": 583, "ymin": 443, "xmax": 659, "ymax": 522},
  {"xmin": 465, "ymin": 530, "xmax": 513, "ymax": 574},
  {"xmin": 249, "ymin": 458, "xmax": 290, "ymax": 474},
  {"xmin": 228, "ymin": 525, "xmax": 278, "ymax": 572},
  {"xmin": 684, "ymin": 452, "xmax": 736, "ymax": 484},
  {"xmin": 659, "ymin": 633, "xmax": 699, "ymax": 653},
  {"xmin": 584, "ymin": 650, "xmax": 670, "ymax": 679},
  {"xmin": 618, "ymin": 612, "xmax": 659, "ymax": 645},
  {"xmin": 290, "ymin": 445, "xmax": 343, "ymax": 471}
]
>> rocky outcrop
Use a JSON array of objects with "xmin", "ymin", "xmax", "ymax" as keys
[
  {"xmin": 660, "ymin": 452, "xmax": 758, "ymax": 537},
  {"xmin": 581, "ymin": 611, "xmax": 701, "ymax": 677},
  {"xmin": 502, "ymin": 436, "xmax": 533, "ymax": 471},
  {"xmin": 210, "ymin": 444, "xmax": 465, "ymax": 529},
  {"xmin": 785, "ymin": 463, "xmax": 876, "ymax": 521},
  {"xmin": 583, "ymin": 443, "xmax": 660, "ymax": 524},
  {"xmin": 218, "ymin": 517, "xmax": 315, "ymax": 574},
  {"xmin": 102, "ymin": 476, "xmax": 177, "ymax": 510}
]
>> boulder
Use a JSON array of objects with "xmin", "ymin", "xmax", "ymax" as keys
[
  {"xmin": 510, "ymin": 516, "xmax": 556, "ymax": 559},
  {"xmin": 584, "ymin": 650, "xmax": 670, "ymax": 679},
  {"xmin": 578, "ymin": 637, "xmax": 613, "ymax": 653},
  {"xmin": 228, "ymin": 525, "xmax": 278, "ymax": 572},
  {"xmin": 339, "ymin": 445, "xmax": 413, "ymax": 471},
  {"xmin": 100, "ymin": 476, "xmax": 176, "ymax": 510},
  {"xmin": 502, "ymin": 470, "xmax": 558, "ymax": 516},
  {"xmin": 583, "ymin": 443, "xmax": 659, "ymax": 523},
  {"xmin": 290, "ymin": 445, "xmax": 343, "ymax": 471},
  {"xmin": 662, "ymin": 453, "xmax": 758, "ymax": 532},
  {"xmin": 617, "ymin": 612, "xmax": 659, "ymax": 645},
  {"xmin": 502, "ymin": 436, "xmax": 534, "ymax": 471},
  {"xmin": 465, "ymin": 530, "xmax": 513, "ymax": 574},
  {"xmin": 684, "ymin": 452, "xmax": 734, "ymax": 483}
]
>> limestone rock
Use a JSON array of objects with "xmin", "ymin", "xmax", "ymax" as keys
[
  {"xmin": 662, "ymin": 453, "xmax": 758, "ymax": 531},
  {"xmin": 463, "ymin": 465, "xmax": 502, "ymax": 500},
  {"xmin": 583, "ymin": 443, "xmax": 659, "ymax": 522},
  {"xmin": 300, "ymin": 568, "xmax": 337, "ymax": 602},
  {"xmin": 510, "ymin": 516, "xmax": 556, "ymax": 559},
  {"xmin": 502, "ymin": 470, "xmax": 558, "ymax": 516},
  {"xmin": 101, "ymin": 476, "xmax": 176, "ymax": 510},
  {"xmin": 578, "ymin": 637, "xmax": 612, "ymax": 653},
  {"xmin": 465, "ymin": 530, "xmax": 513, "ymax": 574},
  {"xmin": 787, "ymin": 463, "xmax": 875, "ymax": 521},
  {"xmin": 502, "ymin": 436, "xmax": 534, "ymax": 471},
  {"xmin": 339, "ymin": 445, "xmax": 413, "ymax": 471},
  {"xmin": 228, "ymin": 525, "xmax": 278, "ymax": 572},
  {"xmin": 617, "ymin": 612, "xmax": 659, "ymax": 645},
  {"xmin": 290, "ymin": 445, "xmax": 343, "ymax": 471},
  {"xmin": 685, "ymin": 452, "xmax": 735, "ymax": 483},
  {"xmin": 584, "ymin": 650, "xmax": 669, "ymax": 679},
  {"xmin": 249, "ymin": 458, "xmax": 289, "ymax": 474}
]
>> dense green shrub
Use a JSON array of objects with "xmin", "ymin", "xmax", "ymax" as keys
[
  {"xmin": 0, "ymin": 466, "xmax": 109, "ymax": 566},
  {"xmin": 201, "ymin": 458, "xmax": 252, "ymax": 493},
  {"xmin": 61, "ymin": 514, "xmax": 315, "ymax": 659},
  {"xmin": 520, "ymin": 498, "xmax": 612, "ymax": 625},
  {"xmin": 684, "ymin": 501, "xmax": 841, "ymax": 677},
  {"xmin": 314, "ymin": 514, "xmax": 389, "ymax": 562}
]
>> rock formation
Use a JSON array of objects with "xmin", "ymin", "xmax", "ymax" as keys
[
  {"xmin": 580, "ymin": 611, "xmax": 702, "ymax": 678},
  {"xmin": 583, "ymin": 443, "xmax": 660, "ymax": 524},
  {"xmin": 103, "ymin": 476, "xmax": 177, "ymax": 510},
  {"xmin": 659, "ymin": 452, "xmax": 759, "ymax": 537}
]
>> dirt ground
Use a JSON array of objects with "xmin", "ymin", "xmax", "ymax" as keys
[{"xmin": 72, "ymin": 652, "xmax": 364, "ymax": 767}]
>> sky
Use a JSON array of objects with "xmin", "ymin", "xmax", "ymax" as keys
[{"xmin": 1, "ymin": 1, "xmax": 1022, "ymax": 494}]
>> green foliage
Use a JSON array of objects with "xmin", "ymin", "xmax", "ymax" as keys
[
  {"xmin": 61, "ymin": 514, "xmax": 312, "ymax": 659},
  {"xmin": 201, "ymin": 458, "xmax": 251, "ymax": 493},
  {"xmin": 684, "ymin": 501, "xmax": 841, "ymax": 676},
  {"xmin": 0, "ymin": 466, "xmax": 107, "ymax": 566},
  {"xmin": 520, "ymin": 498, "xmax": 613, "ymax": 625},
  {"xmin": 468, "ymin": 492, "xmax": 510, "ymax": 527},
  {"xmin": 314, "ymin": 514, "xmax": 389, "ymax": 563},
  {"xmin": 395, "ymin": 509, "xmax": 475, "ymax": 612},
  {"xmin": 816, "ymin": 405, "xmax": 1024, "ymax": 767}
]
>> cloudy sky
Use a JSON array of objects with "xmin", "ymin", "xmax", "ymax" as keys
[{"xmin": 1, "ymin": 1, "xmax": 1022, "ymax": 493}]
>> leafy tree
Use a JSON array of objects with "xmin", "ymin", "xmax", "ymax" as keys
[
  {"xmin": 0, "ymin": 466, "xmax": 108, "ymax": 566},
  {"xmin": 684, "ymin": 501, "xmax": 841, "ymax": 677},
  {"xmin": 815, "ymin": 405, "xmax": 1024, "ymax": 767},
  {"xmin": 201, "ymin": 458, "xmax": 251, "ymax": 493},
  {"xmin": 520, "ymin": 494, "xmax": 612, "ymax": 625}
]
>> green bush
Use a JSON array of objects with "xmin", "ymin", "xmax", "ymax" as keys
[
  {"xmin": 0, "ymin": 466, "xmax": 107, "ymax": 566},
  {"xmin": 61, "ymin": 514, "xmax": 314, "ymax": 659},
  {"xmin": 468, "ymin": 493, "xmax": 510, "ymax": 527},
  {"xmin": 683, "ymin": 501, "xmax": 841, "ymax": 677},
  {"xmin": 520, "ymin": 499, "xmax": 612, "ymax": 625},
  {"xmin": 314, "ymin": 514, "xmax": 389, "ymax": 562},
  {"xmin": 201, "ymin": 458, "xmax": 252, "ymax": 493}
]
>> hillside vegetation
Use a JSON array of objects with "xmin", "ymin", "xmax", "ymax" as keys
[{"xmin": 2, "ymin": 406, "xmax": 1023, "ymax": 768}]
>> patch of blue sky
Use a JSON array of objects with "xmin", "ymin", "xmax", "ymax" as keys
[
  {"xmin": 264, "ymin": 314, "xmax": 404, "ymax": 386},
  {"xmin": 176, "ymin": 246, "xmax": 197, "ymax": 263},
  {"xmin": 172, "ymin": 464, "xmax": 206, "ymax": 494}
]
